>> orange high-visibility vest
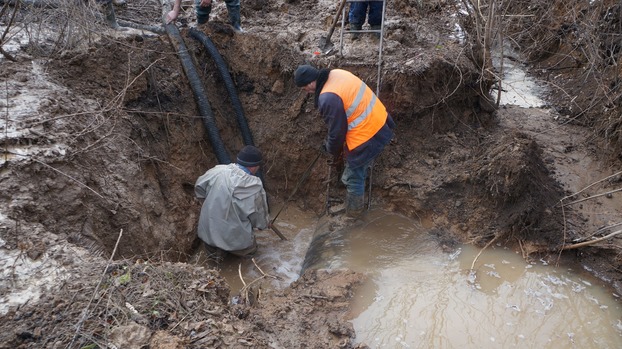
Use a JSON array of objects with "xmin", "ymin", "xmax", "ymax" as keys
[{"xmin": 321, "ymin": 69, "xmax": 388, "ymax": 151}]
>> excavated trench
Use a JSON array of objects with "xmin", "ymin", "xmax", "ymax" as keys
[
  {"xmin": 105, "ymin": 28, "xmax": 494, "ymax": 259},
  {"xmin": 0, "ymin": 25, "xmax": 590, "ymax": 276}
]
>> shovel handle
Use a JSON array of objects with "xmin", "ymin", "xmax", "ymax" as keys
[
  {"xmin": 325, "ymin": 0, "xmax": 348, "ymax": 41},
  {"xmin": 270, "ymin": 224, "xmax": 287, "ymax": 241}
]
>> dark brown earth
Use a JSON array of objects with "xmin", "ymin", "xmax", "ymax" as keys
[{"xmin": 1, "ymin": 0, "xmax": 621, "ymax": 348}]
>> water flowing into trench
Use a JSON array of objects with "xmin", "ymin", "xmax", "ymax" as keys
[{"xmin": 216, "ymin": 209, "xmax": 622, "ymax": 348}]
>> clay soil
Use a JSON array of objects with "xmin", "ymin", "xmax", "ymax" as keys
[{"xmin": 1, "ymin": 0, "xmax": 622, "ymax": 348}]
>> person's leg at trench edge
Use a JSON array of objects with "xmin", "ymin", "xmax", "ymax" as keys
[
  {"xmin": 98, "ymin": 0, "xmax": 122, "ymax": 29},
  {"xmin": 341, "ymin": 158, "xmax": 374, "ymax": 217},
  {"xmin": 224, "ymin": 0, "xmax": 243, "ymax": 32},
  {"xmin": 195, "ymin": 0, "xmax": 212, "ymax": 25},
  {"xmin": 368, "ymin": 1, "xmax": 383, "ymax": 38},
  {"xmin": 348, "ymin": 2, "xmax": 367, "ymax": 39},
  {"xmin": 228, "ymin": 237, "xmax": 258, "ymax": 258},
  {"xmin": 204, "ymin": 238, "xmax": 257, "ymax": 263}
]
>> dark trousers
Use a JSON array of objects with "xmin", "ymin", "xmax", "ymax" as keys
[{"xmin": 348, "ymin": 1, "xmax": 383, "ymax": 27}]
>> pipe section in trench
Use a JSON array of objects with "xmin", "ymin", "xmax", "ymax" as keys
[
  {"xmin": 165, "ymin": 23, "xmax": 231, "ymax": 164},
  {"xmin": 300, "ymin": 216, "xmax": 365, "ymax": 275},
  {"xmin": 188, "ymin": 28, "xmax": 255, "ymax": 147}
]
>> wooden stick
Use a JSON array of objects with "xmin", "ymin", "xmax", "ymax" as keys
[
  {"xmin": 269, "ymin": 224, "xmax": 287, "ymax": 241},
  {"xmin": 560, "ymin": 170, "xmax": 622, "ymax": 202},
  {"xmin": 559, "ymin": 230, "xmax": 622, "ymax": 251},
  {"xmin": 238, "ymin": 263, "xmax": 247, "ymax": 288},
  {"xmin": 251, "ymin": 258, "xmax": 280, "ymax": 280},
  {"xmin": 470, "ymin": 234, "xmax": 500, "ymax": 271},
  {"xmin": 562, "ymin": 188, "xmax": 622, "ymax": 207}
]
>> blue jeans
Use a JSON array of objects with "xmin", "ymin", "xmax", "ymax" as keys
[
  {"xmin": 341, "ymin": 158, "xmax": 374, "ymax": 196},
  {"xmin": 348, "ymin": 1, "xmax": 383, "ymax": 26}
]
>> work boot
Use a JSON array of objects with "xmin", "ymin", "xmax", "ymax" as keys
[
  {"xmin": 227, "ymin": 5, "xmax": 244, "ymax": 33},
  {"xmin": 345, "ymin": 192, "xmax": 365, "ymax": 218},
  {"xmin": 196, "ymin": 4, "xmax": 211, "ymax": 25},
  {"xmin": 350, "ymin": 23, "xmax": 362, "ymax": 40},
  {"xmin": 370, "ymin": 25, "xmax": 382, "ymax": 39},
  {"xmin": 103, "ymin": 2, "xmax": 125, "ymax": 30}
]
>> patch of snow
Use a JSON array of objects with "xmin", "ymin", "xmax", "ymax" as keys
[{"xmin": 0, "ymin": 246, "xmax": 70, "ymax": 315}]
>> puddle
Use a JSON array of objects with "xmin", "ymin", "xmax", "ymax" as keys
[
  {"xmin": 216, "ymin": 208, "xmax": 622, "ymax": 348},
  {"xmin": 341, "ymin": 211, "xmax": 622, "ymax": 348},
  {"xmin": 493, "ymin": 48, "xmax": 547, "ymax": 108}
]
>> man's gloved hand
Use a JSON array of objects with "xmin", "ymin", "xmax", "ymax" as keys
[
  {"xmin": 327, "ymin": 156, "xmax": 340, "ymax": 167},
  {"xmin": 319, "ymin": 142, "xmax": 331, "ymax": 156},
  {"xmin": 319, "ymin": 142, "xmax": 342, "ymax": 168}
]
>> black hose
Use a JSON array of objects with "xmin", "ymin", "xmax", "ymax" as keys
[
  {"xmin": 188, "ymin": 28, "xmax": 254, "ymax": 146},
  {"xmin": 165, "ymin": 23, "xmax": 231, "ymax": 164}
]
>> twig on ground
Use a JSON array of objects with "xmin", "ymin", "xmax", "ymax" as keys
[
  {"xmin": 6, "ymin": 151, "xmax": 108, "ymax": 201},
  {"xmin": 470, "ymin": 234, "xmax": 501, "ymax": 271},
  {"xmin": 9, "ymin": 249, "xmax": 24, "ymax": 286},
  {"xmin": 559, "ymin": 229, "xmax": 622, "ymax": 251},
  {"xmin": 238, "ymin": 262, "xmax": 247, "ymax": 289},
  {"xmin": 302, "ymin": 294, "xmax": 328, "ymax": 300},
  {"xmin": 584, "ymin": 222, "xmax": 622, "ymax": 240},
  {"xmin": 0, "ymin": 0, "xmax": 18, "ymax": 61},
  {"xmin": 559, "ymin": 170, "xmax": 622, "ymax": 203},
  {"xmin": 467, "ymin": 234, "xmax": 501, "ymax": 286},
  {"xmin": 561, "ymin": 188, "xmax": 622, "ymax": 207},
  {"xmin": 0, "ymin": 46, "xmax": 16, "ymax": 62},
  {"xmin": 236, "ymin": 259, "xmax": 283, "ymax": 305},
  {"xmin": 251, "ymin": 258, "xmax": 281, "ymax": 280},
  {"xmin": 25, "ymin": 111, "xmax": 97, "ymax": 128},
  {"xmin": 169, "ymin": 313, "xmax": 189, "ymax": 331},
  {"xmin": 4, "ymin": 80, "xmax": 8, "ymax": 163},
  {"xmin": 68, "ymin": 229, "xmax": 123, "ymax": 349},
  {"xmin": 557, "ymin": 200, "xmax": 568, "ymax": 265}
]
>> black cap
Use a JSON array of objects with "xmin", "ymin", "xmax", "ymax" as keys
[
  {"xmin": 294, "ymin": 65, "xmax": 320, "ymax": 87},
  {"xmin": 236, "ymin": 145, "xmax": 263, "ymax": 167}
]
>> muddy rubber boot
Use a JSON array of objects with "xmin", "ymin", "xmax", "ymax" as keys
[
  {"xmin": 345, "ymin": 192, "xmax": 365, "ymax": 218},
  {"xmin": 195, "ymin": 3, "xmax": 211, "ymax": 25},
  {"xmin": 103, "ymin": 2, "xmax": 125, "ymax": 30},
  {"xmin": 350, "ymin": 23, "xmax": 362, "ymax": 40},
  {"xmin": 370, "ymin": 25, "xmax": 381, "ymax": 39},
  {"xmin": 227, "ymin": 5, "xmax": 244, "ymax": 33}
]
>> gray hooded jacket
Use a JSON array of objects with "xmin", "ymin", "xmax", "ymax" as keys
[{"xmin": 194, "ymin": 163, "xmax": 269, "ymax": 251}]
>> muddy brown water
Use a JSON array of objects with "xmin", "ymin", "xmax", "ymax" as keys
[{"xmin": 215, "ymin": 208, "xmax": 622, "ymax": 348}]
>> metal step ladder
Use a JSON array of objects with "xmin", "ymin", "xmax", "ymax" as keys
[{"xmin": 338, "ymin": 0, "xmax": 387, "ymax": 97}]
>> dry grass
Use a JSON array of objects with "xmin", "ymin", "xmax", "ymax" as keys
[{"xmin": 499, "ymin": 0, "xmax": 622, "ymax": 155}]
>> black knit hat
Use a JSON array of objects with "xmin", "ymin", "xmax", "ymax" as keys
[
  {"xmin": 294, "ymin": 65, "xmax": 320, "ymax": 87},
  {"xmin": 236, "ymin": 145, "xmax": 263, "ymax": 167}
]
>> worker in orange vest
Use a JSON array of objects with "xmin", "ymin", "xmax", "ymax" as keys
[{"xmin": 294, "ymin": 64, "xmax": 395, "ymax": 217}]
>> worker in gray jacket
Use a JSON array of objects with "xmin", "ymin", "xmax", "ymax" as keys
[{"xmin": 194, "ymin": 146, "xmax": 270, "ymax": 258}]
